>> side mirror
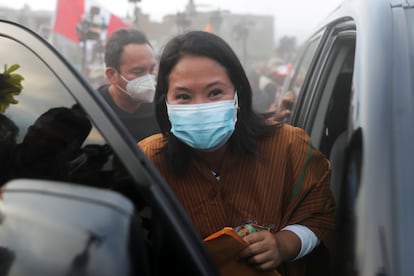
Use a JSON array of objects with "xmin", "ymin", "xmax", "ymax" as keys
[{"xmin": 0, "ymin": 179, "xmax": 141, "ymax": 276}]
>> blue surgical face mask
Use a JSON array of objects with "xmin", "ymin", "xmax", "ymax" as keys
[{"xmin": 166, "ymin": 93, "xmax": 239, "ymax": 151}]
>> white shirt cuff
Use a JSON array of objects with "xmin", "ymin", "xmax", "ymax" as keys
[{"xmin": 281, "ymin": 224, "xmax": 320, "ymax": 261}]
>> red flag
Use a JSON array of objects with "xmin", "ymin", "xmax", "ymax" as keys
[
  {"xmin": 52, "ymin": 0, "xmax": 84, "ymax": 42},
  {"xmin": 52, "ymin": 0, "xmax": 130, "ymax": 43}
]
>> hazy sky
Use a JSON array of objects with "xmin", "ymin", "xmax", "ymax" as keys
[{"xmin": 2, "ymin": 0, "xmax": 343, "ymax": 43}]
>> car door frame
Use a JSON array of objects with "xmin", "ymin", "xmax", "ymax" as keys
[{"xmin": 287, "ymin": 17, "xmax": 359, "ymax": 276}]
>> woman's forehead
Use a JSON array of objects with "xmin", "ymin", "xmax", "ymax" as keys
[{"xmin": 168, "ymin": 55, "xmax": 229, "ymax": 83}]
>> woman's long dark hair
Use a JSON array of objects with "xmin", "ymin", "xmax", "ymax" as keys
[{"xmin": 155, "ymin": 31, "xmax": 280, "ymax": 176}]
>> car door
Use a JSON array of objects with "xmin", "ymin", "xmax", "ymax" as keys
[
  {"xmin": 0, "ymin": 20, "xmax": 218, "ymax": 276},
  {"xmin": 286, "ymin": 2, "xmax": 414, "ymax": 275},
  {"xmin": 282, "ymin": 17, "xmax": 357, "ymax": 276}
]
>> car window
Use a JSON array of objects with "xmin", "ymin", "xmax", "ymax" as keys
[
  {"xmin": 285, "ymin": 20, "xmax": 356, "ymax": 149},
  {"xmin": 315, "ymin": 44, "xmax": 354, "ymax": 157},
  {"xmin": 299, "ymin": 29, "xmax": 355, "ymax": 157},
  {"xmin": 286, "ymin": 37, "xmax": 321, "ymax": 97},
  {"xmin": 276, "ymin": 34, "xmax": 322, "ymax": 123},
  {"xmin": 0, "ymin": 35, "xmax": 121, "ymax": 188},
  {"xmin": 286, "ymin": 23, "xmax": 356, "ymax": 210}
]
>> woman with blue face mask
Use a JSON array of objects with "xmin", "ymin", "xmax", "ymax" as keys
[{"xmin": 138, "ymin": 31, "xmax": 335, "ymax": 276}]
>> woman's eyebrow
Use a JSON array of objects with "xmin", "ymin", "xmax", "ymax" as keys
[
  {"xmin": 172, "ymin": 86, "xmax": 191, "ymax": 92},
  {"xmin": 171, "ymin": 81, "xmax": 227, "ymax": 92},
  {"xmin": 205, "ymin": 81, "xmax": 223, "ymax": 89}
]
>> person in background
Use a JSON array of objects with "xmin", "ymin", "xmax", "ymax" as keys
[
  {"xmin": 271, "ymin": 90, "xmax": 297, "ymax": 123},
  {"xmin": 98, "ymin": 28, "xmax": 160, "ymax": 142},
  {"xmin": 138, "ymin": 31, "xmax": 335, "ymax": 275},
  {"xmin": 248, "ymin": 67, "xmax": 277, "ymax": 114}
]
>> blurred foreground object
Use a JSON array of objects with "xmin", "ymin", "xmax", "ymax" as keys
[{"xmin": 0, "ymin": 64, "xmax": 24, "ymax": 113}]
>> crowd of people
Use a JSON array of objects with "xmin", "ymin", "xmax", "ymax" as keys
[{"xmin": 95, "ymin": 28, "xmax": 336, "ymax": 276}]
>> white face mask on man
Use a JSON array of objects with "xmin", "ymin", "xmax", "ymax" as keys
[{"xmin": 117, "ymin": 73, "xmax": 156, "ymax": 103}]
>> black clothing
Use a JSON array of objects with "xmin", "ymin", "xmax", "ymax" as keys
[{"xmin": 98, "ymin": 84, "xmax": 160, "ymax": 142}]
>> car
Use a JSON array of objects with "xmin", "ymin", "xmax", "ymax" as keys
[
  {"xmin": 280, "ymin": 0, "xmax": 414, "ymax": 275},
  {"xmin": 0, "ymin": 19, "xmax": 219, "ymax": 276}
]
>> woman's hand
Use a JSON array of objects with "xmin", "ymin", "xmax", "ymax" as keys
[{"xmin": 239, "ymin": 230, "xmax": 301, "ymax": 271}]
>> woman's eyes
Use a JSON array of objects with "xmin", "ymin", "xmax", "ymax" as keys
[
  {"xmin": 209, "ymin": 89, "xmax": 223, "ymax": 97},
  {"xmin": 175, "ymin": 94, "xmax": 191, "ymax": 101},
  {"xmin": 173, "ymin": 89, "xmax": 224, "ymax": 102}
]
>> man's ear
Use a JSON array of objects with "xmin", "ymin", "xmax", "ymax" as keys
[{"xmin": 105, "ymin": 67, "xmax": 118, "ymax": 84}]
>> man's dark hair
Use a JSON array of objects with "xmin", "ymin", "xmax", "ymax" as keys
[{"xmin": 104, "ymin": 28, "xmax": 151, "ymax": 71}]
